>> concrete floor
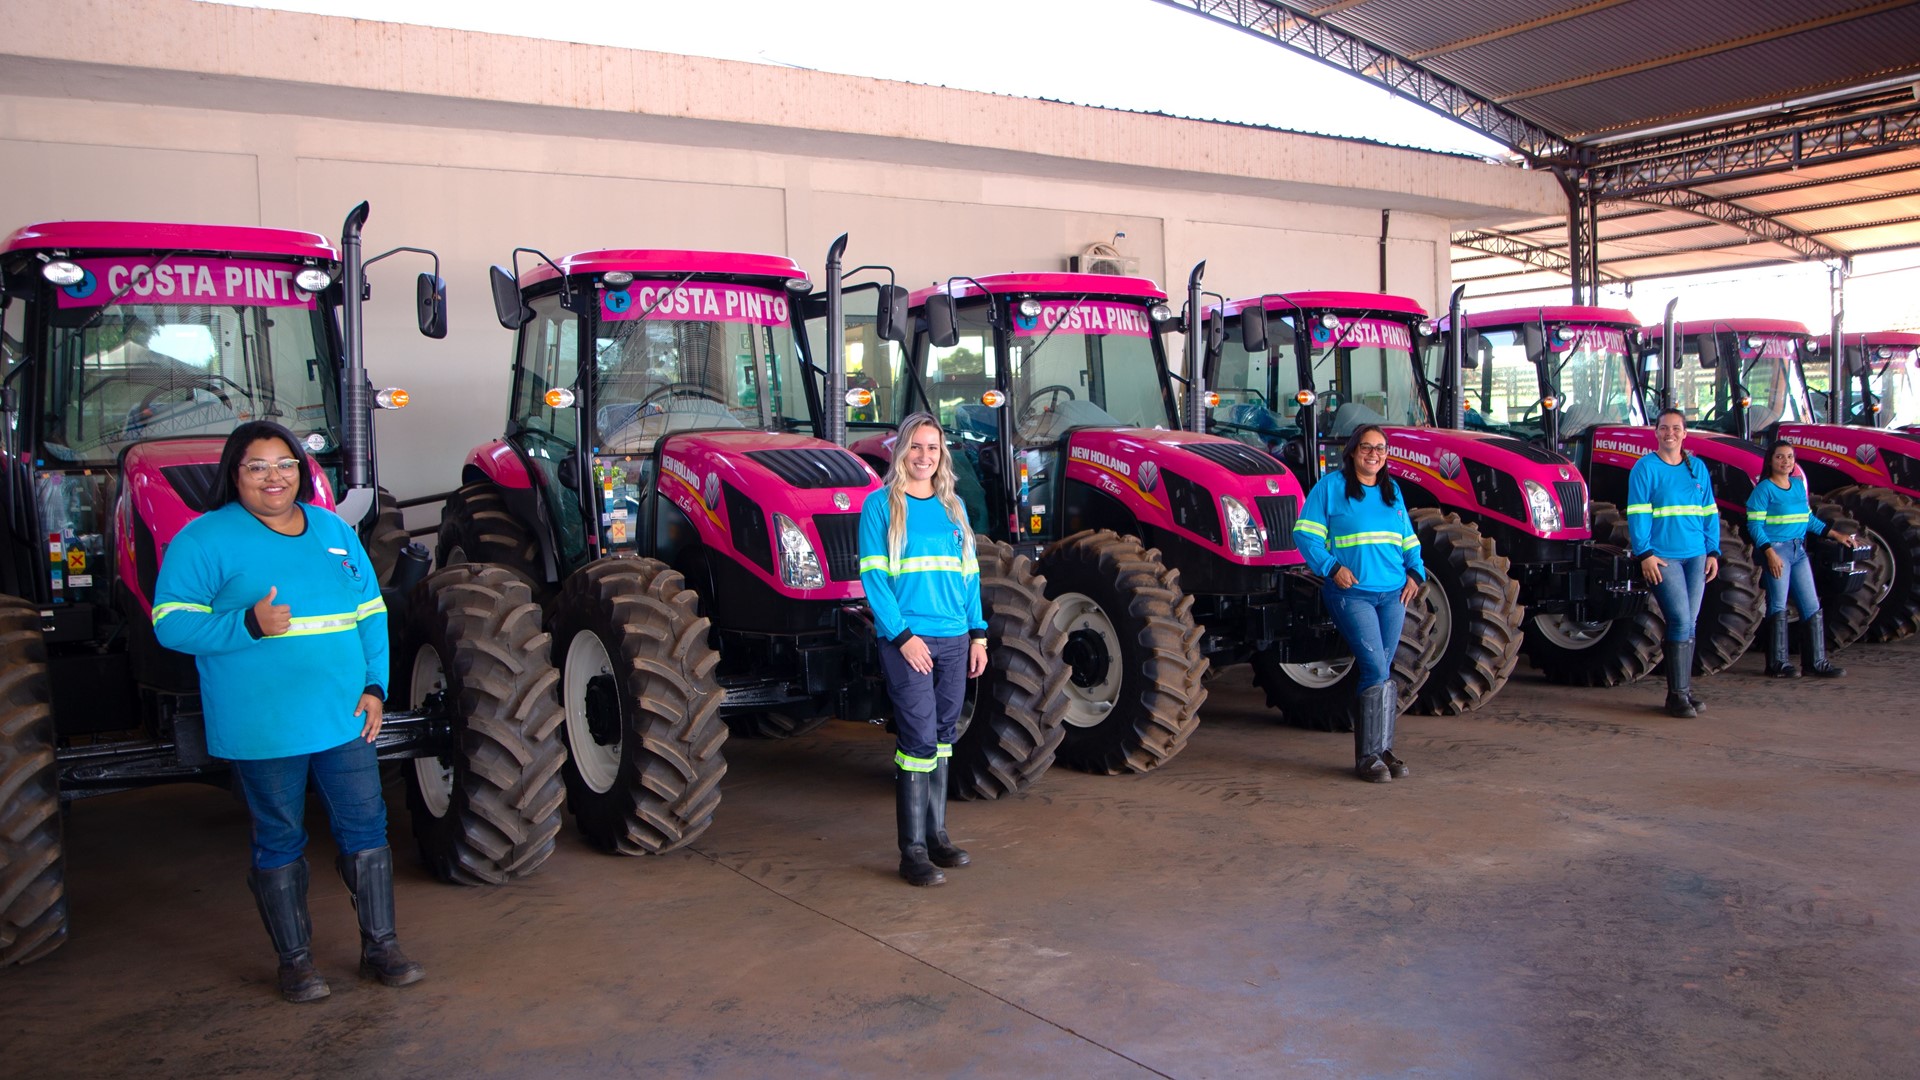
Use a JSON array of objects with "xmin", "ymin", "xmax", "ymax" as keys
[{"xmin": 3, "ymin": 640, "xmax": 1917, "ymax": 1079}]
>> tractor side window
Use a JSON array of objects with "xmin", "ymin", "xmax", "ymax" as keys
[
  {"xmin": 922, "ymin": 306, "xmax": 996, "ymax": 439},
  {"xmin": 510, "ymin": 294, "xmax": 579, "ymax": 450},
  {"xmin": 1464, "ymin": 329, "xmax": 1539, "ymax": 432},
  {"xmin": 1209, "ymin": 316, "xmax": 1298, "ymax": 447},
  {"xmin": 1, "ymin": 299, "xmax": 22, "ymax": 442},
  {"xmin": 1546, "ymin": 327, "xmax": 1636, "ymax": 435},
  {"xmin": 1008, "ymin": 311, "xmax": 1173, "ymax": 446},
  {"xmin": 803, "ymin": 288, "xmax": 906, "ymax": 432}
]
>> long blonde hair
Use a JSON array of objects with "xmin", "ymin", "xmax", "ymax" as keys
[{"xmin": 886, "ymin": 412, "xmax": 974, "ymax": 566}]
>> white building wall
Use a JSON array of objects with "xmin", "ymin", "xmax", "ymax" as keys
[{"xmin": 0, "ymin": 0, "xmax": 1559, "ymax": 509}]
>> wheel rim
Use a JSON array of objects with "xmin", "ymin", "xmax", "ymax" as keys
[
  {"xmin": 564, "ymin": 629, "xmax": 623, "ymax": 794},
  {"xmin": 1861, "ymin": 525, "xmax": 1896, "ymax": 604},
  {"xmin": 443, "ymin": 543, "xmax": 468, "ymax": 566},
  {"xmin": 1531, "ymin": 612, "xmax": 1615, "ymax": 650},
  {"xmin": 408, "ymin": 643, "xmax": 454, "ymax": 819},
  {"xmin": 1048, "ymin": 592, "xmax": 1122, "ymax": 728},
  {"xmin": 1420, "ymin": 575, "xmax": 1451, "ymax": 660},
  {"xmin": 1276, "ymin": 657, "xmax": 1354, "ymax": 689}
]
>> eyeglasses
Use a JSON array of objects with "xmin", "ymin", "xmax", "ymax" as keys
[
  {"xmin": 240, "ymin": 458, "xmax": 302, "ymax": 478},
  {"xmin": 1355, "ymin": 443, "xmax": 1389, "ymax": 455}
]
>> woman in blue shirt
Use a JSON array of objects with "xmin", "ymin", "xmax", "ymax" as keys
[
  {"xmin": 859, "ymin": 413, "xmax": 988, "ymax": 886},
  {"xmin": 1296, "ymin": 425, "xmax": 1425, "ymax": 783},
  {"xmin": 1627, "ymin": 408, "xmax": 1720, "ymax": 717},
  {"xmin": 1747, "ymin": 439, "xmax": 1856, "ymax": 678},
  {"xmin": 153, "ymin": 421, "xmax": 422, "ymax": 1002}
]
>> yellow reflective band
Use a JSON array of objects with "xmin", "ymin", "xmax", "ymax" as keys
[
  {"xmin": 936, "ymin": 743, "xmax": 952, "ymax": 759},
  {"xmin": 1625, "ymin": 503, "xmax": 1653, "ymax": 515},
  {"xmin": 1296, "ymin": 520, "xmax": 1329, "ymax": 538},
  {"xmin": 1331, "ymin": 531, "xmax": 1407, "ymax": 548},
  {"xmin": 355, "ymin": 597, "xmax": 387, "ymax": 620},
  {"xmin": 895, "ymin": 751, "xmax": 937, "ymax": 772},
  {"xmin": 151, "ymin": 601, "xmax": 212, "ymax": 625},
  {"xmin": 859, "ymin": 554, "xmax": 891, "ymax": 574},
  {"xmin": 898, "ymin": 555, "xmax": 967, "ymax": 573},
  {"xmin": 1749, "ymin": 511, "xmax": 1770, "ymax": 523},
  {"xmin": 1401, "ymin": 537, "xmax": 1420, "ymax": 550},
  {"xmin": 1768, "ymin": 513, "xmax": 1810, "ymax": 525},
  {"xmin": 279, "ymin": 612, "xmax": 360, "ymax": 638},
  {"xmin": 1649, "ymin": 505, "xmax": 1717, "ymax": 518}
]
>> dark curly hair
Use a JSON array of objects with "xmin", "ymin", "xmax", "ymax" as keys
[{"xmin": 213, "ymin": 420, "xmax": 316, "ymax": 507}]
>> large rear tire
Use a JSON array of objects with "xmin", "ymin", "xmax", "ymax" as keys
[
  {"xmin": 1692, "ymin": 523, "xmax": 1764, "ymax": 675},
  {"xmin": 550, "ymin": 558, "xmax": 728, "ymax": 854},
  {"xmin": 949, "ymin": 538, "xmax": 1072, "ymax": 800},
  {"xmin": 1829, "ymin": 485, "xmax": 1920, "ymax": 642},
  {"xmin": 361, "ymin": 486, "xmax": 410, "ymax": 587},
  {"xmin": 1521, "ymin": 501, "xmax": 1663, "ymax": 686},
  {"xmin": 0, "ymin": 597, "xmax": 64, "ymax": 967},
  {"xmin": 1249, "ymin": 584, "xmax": 1436, "ymax": 732},
  {"xmin": 438, "ymin": 481, "xmax": 543, "ymax": 589},
  {"xmin": 1807, "ymin": 497, "xmax": 1881, "ymax": 650},
  {"xmin": 1407, "ymin": 509, "xmax": 1522, "ymax": 715},
  {"xmin": 398, "ymin": 566, "xmax": 568, "ymax": 885},
  {"xmin": 1038, "ymin": 530, "xmax": 1206, "ymax": 775}
]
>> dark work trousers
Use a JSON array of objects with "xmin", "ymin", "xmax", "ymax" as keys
[{"xmin": 878, "ymin": 634, "xmax": 970, "ymax": 772}]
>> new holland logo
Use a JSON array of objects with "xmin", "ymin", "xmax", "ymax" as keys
[
  {"xmin": 1437, "ymin": 451, "xmax": 1464, "ymax": 479},
  {"xmin": 702, "ymin": 471, "xmax": 721, "ymax": 508},
  {"xmin": 833, "ymin": 492, "xmax": 851, "ymax": 511},
  {"xmin": 1859, "ymin": 443, "xmax": 1879, "ymax": 465},
  {"xmin": 1137, "ymin": 460, "xmax": 1160, "ymax": 493},
  {"xmin": 1558, "ymin": 467, "xmax": 1571, "ymax": 480}
]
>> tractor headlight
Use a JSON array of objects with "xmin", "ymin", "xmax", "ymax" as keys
[
  {"xmin": 774, "ymin": 512, "xmax": 825, "ymax": 589},
  {"xmin": 295, "ymin": 267, "xmax": 335, "ymax": 292},
  {"xmin": 1221, "ymin": 495, "xmax": 1264, "ymax": 557},
  {"xmin": 1522, "ymin": 479, "xmax": 1562, "ymax": 534}
]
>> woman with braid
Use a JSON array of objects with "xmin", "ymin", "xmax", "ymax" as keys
[{"xmin": 858, "ymin": 413, "xmax": 988, "ymax": 886}]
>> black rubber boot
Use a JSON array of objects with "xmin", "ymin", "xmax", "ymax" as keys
[
  {"xmin": 1801, "ymin": 610, "xmax": 1845, "ymax": 678},
  {"xmin": 925, "ymin": 759, "xmax": 970, "ymax": 869},
  {"xmin": 1664, "ymin": 640, "xmax": 1697, "ymax": 717},
  {"xmin": 248, "ymin": 858, "xmax": 330, "ymax": 1004},
  {"xmin": 1378, "ymin": 682, "xmax": 1409, "ymax": 778},
  {"xmin": 338, "ymin": 847, "xmax": 425, "ymax": 987},
  {"xmin": 1354, "ymin": 684, "xmax": 1392, "ymax": 782},
  {"xmin": 895, "ymin": 769, "xmax": 945, "ymax": 886},
  {"xmin": 1764, "ymin": 611, "xmax": 1799, "ymax": 677}
]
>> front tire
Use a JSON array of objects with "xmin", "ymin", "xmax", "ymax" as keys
[
  {"xmin": 948, "ymin": 538, "xmax": 1072, "ymax": 800},
  {"xmin": 1521, "ymin": 502, "xmax": 1663, "ymax": 686},
  {"xmin": 397, "ymin": 566, "xmax": 568, "ymax": 885},
  {"xmin": 438, "ymin": 481, "xmax": 543, "ymax": 589},
  {"xmin": 1692, "ymin": 523, "xmax": 1764, "ymax": 675},
  {"xmin": 1250, "ymin": 584, "xmax": 1436, "ymax": 732},
  {"xmin": 1829, "ymin": 485, "xmax": 1920, "ymax": 642},
  {"xmin": 0, "ymin": 597, "xmax": 64, "ymax": 967},
  {"xmin": 1807, "ymin": 497, "xmax": 1881, "ymax": 650},
  {"xmin": 361, "ymin": 486, "xmax": 410, "ymax": 587},
  {"xmin": 550, "ymin": 558, "xmax": 728, "ymax": 854},
  {"xmin": 1038, "ymin": 530, "xmax": 1206, "ymax": 775},
  {"xmin": 1407, "ymin": 509, "xmax": 1522, "ymax": 714}
]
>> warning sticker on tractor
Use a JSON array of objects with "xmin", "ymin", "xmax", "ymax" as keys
[{"xmin": 66, "ymin": 549, "xmax": 87, "ymax": 573}]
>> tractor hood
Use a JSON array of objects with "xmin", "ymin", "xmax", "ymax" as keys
[
  {"xmin": 1063, "ymin": 428, "xmax": 1307, "ymax": 567},
  {"xmin": 655, "ymin": 430, "xmax": 880, "ymax": 600},
  {"xmin": 1377, "ymin": 427, "xmax": 1590, "ymax": 540},
  {"xmin": 1776, "ymin": 423, "xmax": 1920, "ymax": 499}
]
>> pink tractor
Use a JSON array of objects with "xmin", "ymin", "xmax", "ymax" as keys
[
  {"xmin": 0, "ymin": 208, "xmax": 568, "ymax": 968},
  {"xmin": 846, "ymin": 264, "xmax": 1421, "ymax": 758},
  {"xmin": 1642, "ymin": 317, "xmax": 1920, "ymax": 642},
  {"xmin": 445, "ymin": 239, "xmax": 1064, "ymax": 860}
]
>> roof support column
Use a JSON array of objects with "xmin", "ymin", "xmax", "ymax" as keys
[{"xmin": 1558, "ymin": 168, "xmax": 1602, "ymax": 305}]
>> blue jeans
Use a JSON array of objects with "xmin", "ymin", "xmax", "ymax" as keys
[
  {"xmin": 1761, "ymin": 539, "xmax": 1821, "ymax": 616},
  {"xmin": 232, "ymin": 736, "xmax": 389, "ymax": 870},
  {"xmin": 1647, "ymin": 554, "xmax": 1708, "ymax": 643},
  {"xmin": 1323, "ymin": 584, "xmax": 1406, "ymax": 691},
  {"xmin": 879, "ymin": 635, "xmax": 969, "ymax": 771}
]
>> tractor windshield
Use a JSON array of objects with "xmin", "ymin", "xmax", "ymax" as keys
[
  {"xmin": 1867, "ymin": 349, "xmax": 1920, "ymax": 428},
  {"xmin": 586, "ymin": 281, "xmax": 802, "ymax": 453},
  {"xmin": 41, "ymin": 300, "xmax": 339, "ymax": 466},
  {"xmin": 1210, "ymin": 312, "xmax": 1426, "ymax": 443},
  {"xmin": 1455, "ymin": 324, "xmax": 1639, "ymax": 439},
  {"xmin": 1660, "ymin": 331, "xmax": 1814, "ymax": 435}
]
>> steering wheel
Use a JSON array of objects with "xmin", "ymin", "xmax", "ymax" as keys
[
  {"xmin": 638, "ymin": 381, "xmax": 723, "ymax": 409},
  {"xmin": 1028, "ymin": 384, "xmax": 1076, "ymax": 412},
  {"xmin": 136, "ymin": 379, "xmax": 236, "ymax": 415}
]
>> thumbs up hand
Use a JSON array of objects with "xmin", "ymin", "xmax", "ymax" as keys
[{"xmin": 254, "ymin": 586, "xmax": 292, "ymax": 637}]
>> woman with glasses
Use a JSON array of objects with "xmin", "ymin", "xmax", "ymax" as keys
[
  {"xmin": 1296, "ymin": 426, "xmax": 1426, "ymax": 783},
  {"xmin": 153, "ymin": 420, "xmax": 423, "ymax": 1003},
  {"xmin": 1627, "ymin": 408, "xmax": 1720, "ymax": 716}
]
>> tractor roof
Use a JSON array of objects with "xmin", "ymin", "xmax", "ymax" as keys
[
  {"xmin": 908, "ymin": 272, "xmax": 1165, "ymax": 308},
  {"xmin": 1642, "ymin": 318, "xmax": 1811, "ymax": 338},
  {"xmin": 3, "ymin": 221, "xmax": 337, "ymax": 260},
  {"xmin": 1217, "ymin": 291, "xmax": 1427, "ymax": 319},
  {"xmin": 1451, "ymin": 305, "xmax": 1641, "ymax": 330},
  {"xmin": 519, "ymin": 249, "xmax": 805, "ymax": 289},
  {"xmin": 1816, "ymin": 331, "xmax": 1920, "ymax": 349}
]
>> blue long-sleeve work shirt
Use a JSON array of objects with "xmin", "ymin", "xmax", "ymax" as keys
[
  {"xmin": 1746, "ymin": 474, "xmax": 1828, "ymax": 551},
  {"xmin": 1295, "ymin": 473, "xmax": 1425, "ymax": 591},
  {"xmin": 858, "ymin": 489, "xmax": 987, "ymax": 644},
  {"xmin": 153, "ymin": 502, "xmax": 387, "ymax": 760},
  {"xmin": 1626, "ymin": 452, "xmax": 1720, "ymax": 561}
]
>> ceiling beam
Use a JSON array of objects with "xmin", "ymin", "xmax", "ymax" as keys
[
  {"xmin": 1409, "ymin": 0, "xmax": 1632, "ymax": 61},
  {"xmin": 1633, "ymin": 188, "xmax": 1850, "ymax": 265},
  {"xmin": 1152, "ymin": 0, "xmax": 1571, "ymax": 161},
  {"xmin": 1589, "ymin": 97, "xmax": 1920, "ymax": 195}
]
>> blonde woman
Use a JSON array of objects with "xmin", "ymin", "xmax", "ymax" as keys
[{"xmin": 858, "ymin": 413, "xmax": 989, "ymax": 886}]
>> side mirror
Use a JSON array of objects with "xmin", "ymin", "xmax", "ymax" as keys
[
  {"xmin": 490, "ymin": 265, "xmax": 531, "ymax": 330},
  {"xmin": 925, "ymin": 294, "xmax": 959, "ymax": 349},
  {"xmin": 1239, "ymin": 307, "xmax": 1267, "ymax": 352},
  {"xmin": 1206, "ymin": 312, "xmax": 1226, "ymax": 354},
  {"xmin": 1466, "ymin": 337, "xmax": 1488, "ymax": 371},
  {"xmin": 416, "ymin": 273, "xmax": 448, "ymax": 339},
  {"xmin": 877, "ymin": 284, "xmax": 910, "ymax": 345}
]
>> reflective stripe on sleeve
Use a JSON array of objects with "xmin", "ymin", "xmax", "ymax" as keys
[{"xmin": 151, "ymin": 601, "xmax": 212, "ymax": 625}]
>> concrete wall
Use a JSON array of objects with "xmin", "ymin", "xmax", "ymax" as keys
[{"xmin": 0, "ymin": 0, "xmax": 1560, "ymax": 510}]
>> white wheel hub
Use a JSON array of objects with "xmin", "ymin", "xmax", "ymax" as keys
[{"xmin": 563, "ymin": 629, "xmax": 622, "ymax": 794}]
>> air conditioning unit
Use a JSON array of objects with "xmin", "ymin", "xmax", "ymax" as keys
[{"xmin": 1070, "ymin": 240, "xmax": 1137, "ymax": 276}]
